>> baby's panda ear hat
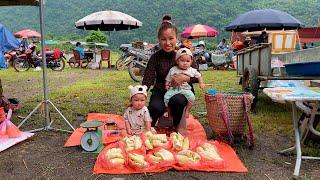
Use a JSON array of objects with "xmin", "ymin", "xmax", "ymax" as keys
[{"xmin": 128, "ymin": 85, "xmax": 148, "ymax": 98}]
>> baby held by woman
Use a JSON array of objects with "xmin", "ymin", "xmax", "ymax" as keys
[{"xmin": 164, "ymin": 48, "xmax": 205, "ymax": 118}]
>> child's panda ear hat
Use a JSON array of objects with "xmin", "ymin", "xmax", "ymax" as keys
[{"xmin": 128, "ymin": 85, "xmax": 148, "ymax": 98}]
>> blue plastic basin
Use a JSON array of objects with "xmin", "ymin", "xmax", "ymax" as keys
[{"xmin": 284, "ymin": 61, "xmax": 320, "ymax": 76}]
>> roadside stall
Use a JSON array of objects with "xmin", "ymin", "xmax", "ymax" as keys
[
  {"xmin": 226, "ymin": 9, "xmax": 320, "ymax": 178},
  {"xmin": 65, "ymin": 41, "xmax": 109, "ymax": 68}
]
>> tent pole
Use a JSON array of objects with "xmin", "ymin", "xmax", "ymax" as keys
[
  {"xmin": 18, "ymin": 0, "xmax": 74, "ymax": 133},
  {"xmin": 296, "ymin": 29, "xmax": 302, "ymax": 50},
  {"xmin": 39, "ymin": 0, "xmax": 50, "ymax": 128}
]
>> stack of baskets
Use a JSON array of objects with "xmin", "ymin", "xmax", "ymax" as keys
[{"xmin": 205, "ymin": 92, "xmax": 254, "ymax": 146}]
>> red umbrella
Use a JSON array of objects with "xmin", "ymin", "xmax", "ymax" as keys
[
  {"xmin": 14, "ymin": 29, "xmax": 41, "ymax": 38},
  {"xmin": 181, "ymin": 24, "xmax": 219, "ymax": 39}
]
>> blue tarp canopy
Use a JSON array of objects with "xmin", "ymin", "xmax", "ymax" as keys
[{"xmin": 0, "ymin": 23, "xmax": 20, "ymax": 69}]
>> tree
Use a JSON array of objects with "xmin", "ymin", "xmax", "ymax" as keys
[{"xmin": 85, "ymin": 30, "xmax": 108, "ymax": 43}]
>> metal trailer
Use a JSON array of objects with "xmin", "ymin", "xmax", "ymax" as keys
[{"xmin": 237, "ymin": 44, "xmax": 320, "ymax": 108}]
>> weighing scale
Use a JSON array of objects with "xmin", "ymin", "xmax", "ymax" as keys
[{"xmin": 80, "ymin": 121, "xmax": 104, "ymax": 153}]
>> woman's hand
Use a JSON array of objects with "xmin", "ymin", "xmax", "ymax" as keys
[{"xmin": 171, "ymin": 74, "xmax": 190, "ymax": 87}]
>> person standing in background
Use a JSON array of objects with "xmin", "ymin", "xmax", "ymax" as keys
[
  {"xmin": 256, "ymin": 31, "xmax": 268, "ymax": 44},
  {"xmin": 19, "ymin": 36, "xmax": 29, "ymax": 53},
  {"xmin": 75, "ymin": 42, "xmax": 85, "ymax": 59},
  {"xmin": 218, "ymin": 38, "xmax": 227, "ymax": 50}
]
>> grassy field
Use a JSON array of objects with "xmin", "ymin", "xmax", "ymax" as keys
[{"xmin": 0, "ymin": 67, "xmax": 292, "ymax": 132}]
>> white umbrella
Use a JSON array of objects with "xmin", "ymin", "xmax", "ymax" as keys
[{"xmin": 75, "ymin": 10, "xmax": 142, "ymax": 31}]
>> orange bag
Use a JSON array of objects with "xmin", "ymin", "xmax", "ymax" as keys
[
  {"xmin": 141, "ymin": 132, "xmax": 172, "ymax": 150},
  {"xmin": 173, "ymin": 140, "xmax": 225, "ymax": 171},
  {"xmin": 98, "ymin": 142, "xmax": 128, "ymax": 170},
  {"xmin": 0, "ymin": 109, "xmax": 21, "ymax": 138},
  {"xmin": 127, "ymin": 150, "xmax": 150, "ymax": 170},
  {"xmin": 94, "ymin": 142, "xmax": 136, "ymax": 174},
  {"xmin": 145, "ymin": 147, "xmax": 176, "ymax": 171},
  {"xmin": 120, "ymin": 134, "xmax": 146, "ymax": 154},
  {"xmin": 173, "ymin": 149, "xmax": 202, "ymax": 171},
  {"xmin": 195, "ymin": 141, "xmax": 225, "ymax": 170}
]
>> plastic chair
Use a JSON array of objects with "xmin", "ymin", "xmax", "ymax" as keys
[
  {"xmin": 71, "ymin": 50, "xmax": 89, "ymax": 68},
  {"xmin": 100, "ymin": 49, "xmax": 111, "ymax": 69}
]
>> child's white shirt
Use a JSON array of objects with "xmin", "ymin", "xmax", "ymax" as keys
[
  {"xmin": 123, "ymin": 106, "xmax": 151, "ymax": 133},
  {"xmin": 165, "ymin": 66, "xmax": 201, "ymax": 90}
]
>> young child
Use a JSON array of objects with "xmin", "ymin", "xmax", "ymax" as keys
[
  {"xmin": 164, "ymin": 48, "xmax": 205, "ymax": 118},
  {"xmin": 123, "ymin": 85, "xmax": 151, "ymax": 135}
]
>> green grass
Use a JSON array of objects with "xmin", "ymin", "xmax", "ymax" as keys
[
  {"xmin": 1, "ymin": 67, "xmax": 319, "ymax": 155},
  {"xmin": 2, "ymin": 69, "xmax": 289, "ymax": 134}
]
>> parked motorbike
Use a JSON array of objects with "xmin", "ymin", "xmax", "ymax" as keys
[
  {"xmin": 128, "ymin": 47, "xmax": 152, "ymax": 82},
  {"xmin": 115, "ymin": 45, "xmax": 134, "ymax": 70},
  {"xmin": 13, "ymin": 49, "xmax": 66, "ymax": 72},
  {"xmin": 193, "ymin": 48, "xmax": 235, "ymax": 70},
  {"xmin": 4, "ymin": 49, "xmax": 22, "ymax": 67}
]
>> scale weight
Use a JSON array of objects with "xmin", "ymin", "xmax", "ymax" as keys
[{"xmin": 80, "ymin": 121, "xmax": 104, "ymax": 153}]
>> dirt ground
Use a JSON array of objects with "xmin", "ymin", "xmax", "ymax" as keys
[{"xmin": 1, "ymin": 69, "xmax": 319, "ymax": 180}]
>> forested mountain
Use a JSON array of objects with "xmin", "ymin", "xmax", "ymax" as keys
[{"xmin": 0, "ymin": 0, "xmax": 319, "ymax": 48}]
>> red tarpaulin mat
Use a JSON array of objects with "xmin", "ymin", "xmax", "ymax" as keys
[
  {"xmin": 65, "ymin": 113, "xmax": 247, "ymax": 173},
  {"xmin": 84, "ymin": 113, "xmax": 248, "ymax": 174}
]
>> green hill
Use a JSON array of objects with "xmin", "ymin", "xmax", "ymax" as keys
[{"xmin": 0, "ymin": 0, "xmax": 319, "ymax": 48}]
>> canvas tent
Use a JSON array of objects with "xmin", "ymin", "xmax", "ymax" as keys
[{"xmin": 0, "ymin": 24, "xmax": 19, "ymax": 69}]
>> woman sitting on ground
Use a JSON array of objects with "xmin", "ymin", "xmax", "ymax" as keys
[{"xmin": 142, "ymin": 15, "xmax": 199, "ymax": 132}]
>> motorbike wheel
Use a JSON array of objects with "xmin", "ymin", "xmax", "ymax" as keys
[
  {"xmin": 116, "ymin": 56, "xmax": 132, "ymax": 71},
  {"xmin": 51, "ymin": 57, "xmax": 66, "ymax": 71},
  {"xmin": 13, "ymin": 58, "xmax": 31, "ymax": 72},
  {"xmin": 67, "ymin": 57, "xmax": 80, "ymax": 68},
  {"xmin": 128, "ymin": 60, "xmax": 144, "ymax": 82},
  {"xmin": 222, "ymin": 63, "xmax": 230, "ymax": 70}
]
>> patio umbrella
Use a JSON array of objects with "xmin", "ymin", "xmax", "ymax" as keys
[
  {"xmin": 75, "ymin": 10, "xmax": 142, "ymax": 31},
  {"xmin": 181, "ymin": 24, "xmax": 219, "ymax": 39},
  {"xmin": 225, "ymin": 9, "xmax": 304, "ymax": 32},
  {"xmin": 14, "ymin": 28, "xmax": 41, "ymax": 38}
]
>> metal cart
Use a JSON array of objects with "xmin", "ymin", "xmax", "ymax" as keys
[{"xmin": 237, "ymin": 44, "xmax": 320, "ymax": 108}]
